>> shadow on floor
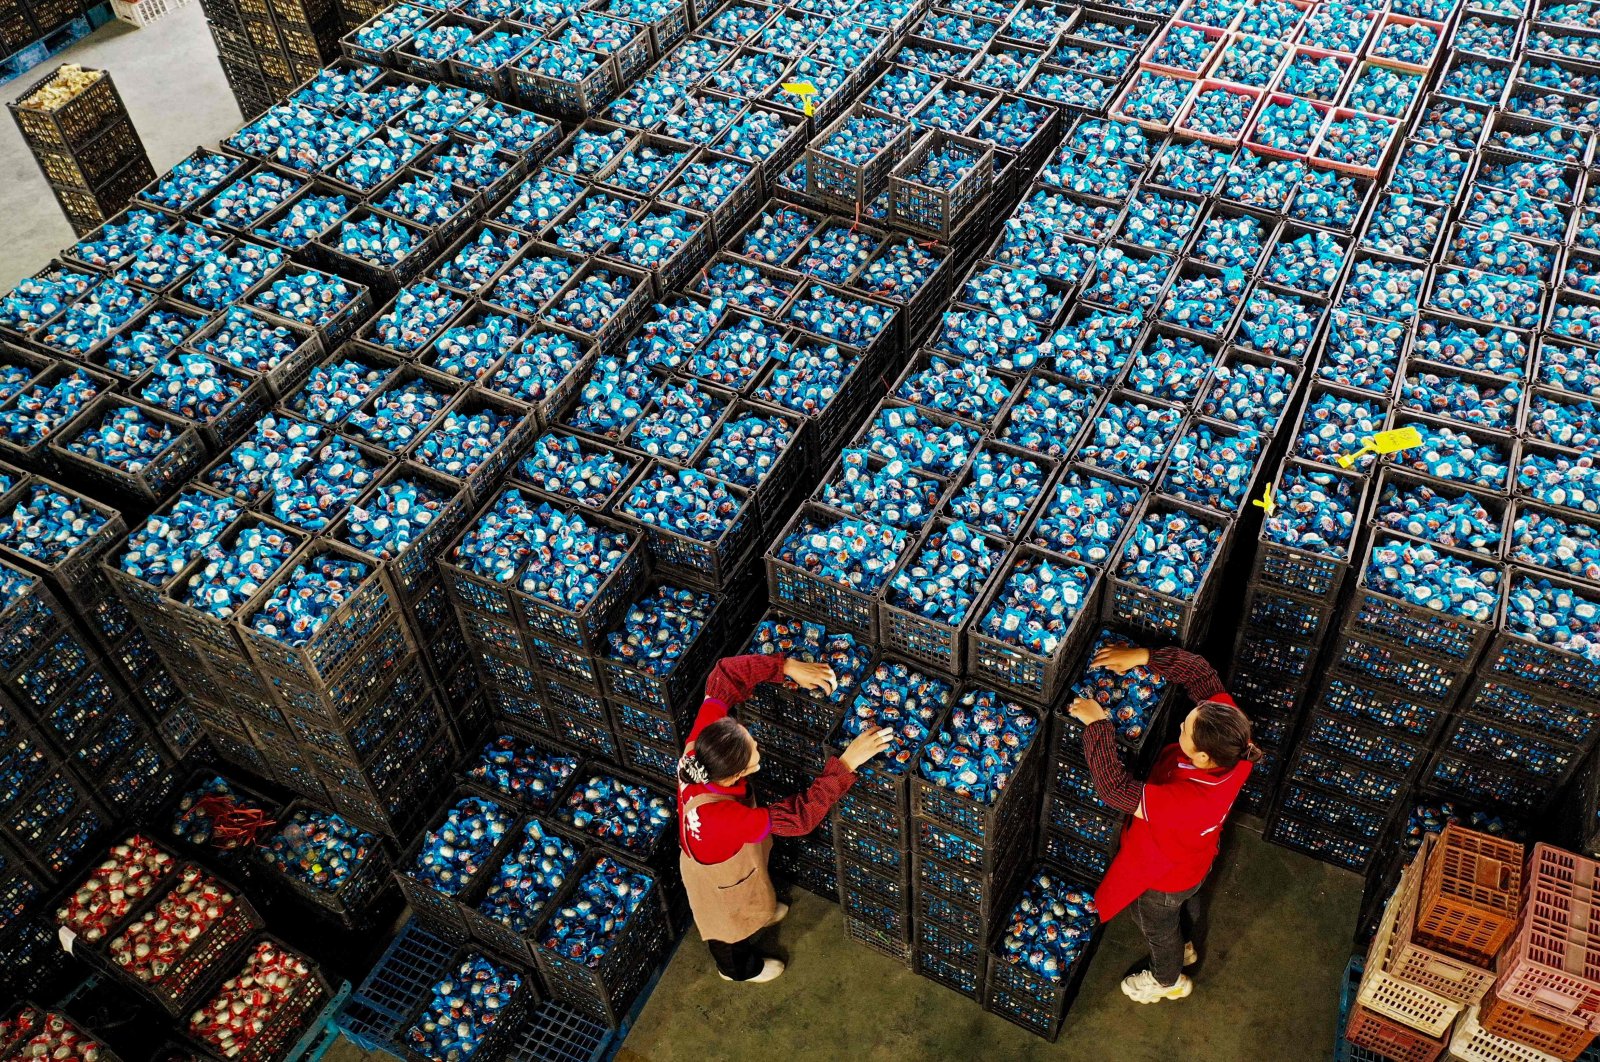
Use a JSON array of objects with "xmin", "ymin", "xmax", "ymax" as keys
[{"xmin": 620, "ymin": 826, "xmax": 1361, "ymax": 1062}]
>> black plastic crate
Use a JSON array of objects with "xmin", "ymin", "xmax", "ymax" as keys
[
  {"xmin": 1263, "ymin": 811, "xmax": 1379, "ymax": 873},
  {"xmin": 1459, "ymin": 674, "xmax": 1600, "ymax": 747},
  {"xmin": 1481, "ymin": 566, "xmax": 1600, "ymax": 709},
  {"xmin": 394, "ymin": 790, "xmax": 521, "ymax": 941},
  {"xmin": 1287, "ymin": 746, "xmax": 1409, "ymax": 807},
  {"xmin": 1341, "ymin": 532, "xmax": 1497, "ymax": 668},
  {"xmin": 534, "ymin": 850, "xmax": 672, "ymax": 1028},
  {"xmin": 1313, "ymin": 675, "xmax": 1448, "ymax": 743},
  {"xmin": 877, "ymin": 517, "xmax": 1005, "ymax": 675},
  {"xmin": 967, "ymin": 547, "xmax": 1103, "ymax": 705},
  {"xmin": 10, "ymin": 64, "xmax": 127, "ymax": 153},
  {"xmin": 764, "ymin": 502, "xmax": 905, "ymax": 641},
  {"xmin": 910, "ymin": 689, "xmax": 1047, "ymax": 847},
  {"xmin": 1106, "ymin": 494, "xmax": 1234, "ymax": 646},
  {"xmin": 1326, "ymin": 630, "xmax": 1471, "ymax": 708}
]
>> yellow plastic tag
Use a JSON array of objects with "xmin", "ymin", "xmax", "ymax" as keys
[
  {"xmin": 1251, "ymin": 483, "xmax": 1276, "ymax": 518},
  {"xmin": 782, "ymin": 80, "xmax": 818, "ymax": 117},
  {"xmin": 1337, "ymin": 426, "xmax": 1423, "ymax": 468}
]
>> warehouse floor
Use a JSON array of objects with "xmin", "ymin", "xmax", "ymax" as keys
[
  {"xmin": 619, "ymin": 824, "xmax": 1361, "ymax": 1062},
  {"xmin": 5, "ymin": 20, "xmax": 1365, "ymax": 1060}
]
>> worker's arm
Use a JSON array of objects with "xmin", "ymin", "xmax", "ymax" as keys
[
  {"xmin": 767, "ymin": 759, "xmax": 856, "ymax": 836},
  {"xmin": 1068, "ymin": 699, "xmax": 1143, "ymax": 815},
  {"xmin": 1091, "ymin": 644, "xmax": 1229, "ymax": 704},
  {"xmin": 688, "ymin": 654, "xmax": 789, "ymax": 743},
  {"xmin": 766, "ymin": 727, "xmax": 893, "ymax": 836},
  {"xmin": 1147, "ymin": 647, "xmax": 1229, "ymax": 703}
]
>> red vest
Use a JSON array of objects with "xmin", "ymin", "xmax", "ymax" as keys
[{"xmin": 1094, "ymin": 736, "xmax": 1252, "ymax": 921}]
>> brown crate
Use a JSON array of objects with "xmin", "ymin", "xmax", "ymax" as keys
[
  {"xmin": 1415, "ymin": 823, "xmax": 1524, "ymax": 964},
  {"xmin": 1345, "ymin": 1003, "xmax": 1446, "ymax": 1062}
]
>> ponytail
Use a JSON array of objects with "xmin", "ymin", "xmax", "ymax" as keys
[
  {"xmin": 680, "ymin": 717, "xmax": 754, "ymax": 786},
  {"xmin": 1190, "ymin": 701, "xmax": 1260, "ymax": 771}
]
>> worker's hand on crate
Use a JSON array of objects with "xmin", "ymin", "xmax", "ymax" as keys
[
  {"xmin": 1068, "ymin": 697, "xmax": 1109, "ymax": 725},
  {"xmin": 784, "ymin": 659, "xmax": 839, "ymax": 694},
  {"xmin": 840, "ymin": 726, "xmax": 895, "ymax": 771},
  {"xmin": 1092, "ymin": 645, "xmax": 1151, "ymax": 674}
]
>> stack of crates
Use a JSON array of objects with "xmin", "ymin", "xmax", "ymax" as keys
[
  {"xmin": 1268, "ymin": 458, "xmax": 1510, "ymax": 873},
  {"xmin": 8, "ymin": 65, "xmax": 155, "ymax": 235},
  {"xmin": 393, "ymin": 769, "xmax": 676, "ymax": 1029},
  {"xmin": 199, "ymin": 0, "xmax": 341, "ymax": 119},
  {"xmin": 0, "ymin": 471, "xmax": 198, "ymax": 759},
  {"xmin": 911, "ymin": 686, "xmax": 1047, "ymax": 1004},
  {"xmin": 831, "ymin": 655, "xmax": 959, "ymax": 956},
  {"xmin": 102, "ymin": 487, "xmax": 457, "ymax": 840},
  {"xmin": 1347, "ymin": 825, "xmax": 1525, "ymax": 1062},
  {"xmin": 1464, "ymin": 842, "xmax": 1600, "ymax": 1061},
  {"xmin": 1230, "ymin": 454, "xmax": 1370, "ymax": 817}
]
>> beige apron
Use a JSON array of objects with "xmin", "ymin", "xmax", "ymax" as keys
[{"xmin": 679, "ymin": 790, "xmax": 778, "ymax": 944}]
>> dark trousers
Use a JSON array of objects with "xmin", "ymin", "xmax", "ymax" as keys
[
  {"xmin": 1130, "ymin": 882, "xmax": 1205, "ymax": 987},
  {"xmin": 707, "ymin": 931, "xmax": 766, "ymax": 980}
]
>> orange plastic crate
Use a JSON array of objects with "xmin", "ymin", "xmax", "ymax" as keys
[
  {"xmin": 1416, "ymin": 823, "xmax": 1524, "ymax": 964},
  {"xmin": 1494, "ymin": 844, "xmax": 1600, "ymax": 1032},
  {"xmin": 1390, "ymin": 835, "xmax": 1497, "ymax": 1005},
  {"xmin": 1451, "ymin": 1003, "xmax": 1573, "ymax": 1062},
  {"xmin": 1479, "ymin": 993, "xmax": 1597, "ymax": 1060},
  {"xmin": 1345, "ymin": 1003, "xmax": 1446, "ymax": 1062}
]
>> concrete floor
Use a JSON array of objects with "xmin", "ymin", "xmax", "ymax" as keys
[
  {"xmin": 2, "ymin": 0, "xmax": 241, "ymax": 291},
  {"xmin": 622, "ymin": 825, "xmax": 1362, "ymax": 1062}
]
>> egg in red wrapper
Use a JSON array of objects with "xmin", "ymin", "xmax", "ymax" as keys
[
  {"xmin": 1, "ymin": 1006, "xmax": 110, "ymax": 1062},
  {"xmin": 55, "ymin": 835, "xmax": 176, "ymax": 943},
  {"xmin": 188, "ymin": 940, "xmax": 322, "ymax": 1062}
]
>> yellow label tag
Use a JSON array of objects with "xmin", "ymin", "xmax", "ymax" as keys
[
  {"xmin": 782, "ymin": 80, "xmax": 818, "ymax": 116},
  {"xmin": 1251, "ymin": 483, "xmax": 1276, "ymax": 518},
  {"xmin": 1338, "ymin": 426, "xmax": 1424, "ymax": 468}
]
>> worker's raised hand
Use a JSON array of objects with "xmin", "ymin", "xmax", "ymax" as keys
[
  {"xmin": 784, "ymin": 659, "xmax": 839, "ymax": 694},
  {"xmin": 840, "ymin": 726, "xmax": 895, "ymax": 770},
  {"xmin": 1092, "ymin": 645, "xmax": 1151, "ymax": 675},
  {"xmin": 1068, "ymin": 697, "xmax": 1109, "ymax": 725}
]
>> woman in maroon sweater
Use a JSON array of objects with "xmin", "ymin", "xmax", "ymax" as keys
[{"xmin": 678, "ymin": 654, "xmax": 892, "ymax": 983}]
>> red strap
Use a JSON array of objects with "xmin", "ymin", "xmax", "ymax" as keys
[{"xmin": 193, "ymin": 795, "xmax": 277, "ymax": 849}]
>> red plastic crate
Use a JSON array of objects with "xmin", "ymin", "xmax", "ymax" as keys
[
  {"xmin": 1494, "ymin": 844, "xmax": 1600, "ymax": 1032},
  {"xmin": 1345, "ymin": 1003, "xmax": 1446, "ymax": 1062},
  {"xmin": 1416, "ymin": 823, "xmax": 1524, "ymax": 965}
]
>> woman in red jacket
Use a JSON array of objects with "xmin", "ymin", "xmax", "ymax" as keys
[
  {"xmin": 1068, "ymin": 643, "xmax": 1261, "ymax": 1005},
  {"xmin": 678, "ymin": 653, "xmax": 893, "ymax": 984}
]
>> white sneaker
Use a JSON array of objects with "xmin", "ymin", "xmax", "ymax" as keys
[
  {"xmin": 1184, "ymin": 942, "xmax": 1199, "ymax": 968},
  {"xmin": 770, "ymin": 902, "xmax": 790, "ymax": 925},
  {"xmin": 720, "ymin": 958, "xmax": 785, "ymax": 983},
  {"xmin": 1121, "ymin": 970, "xmax": 1193, "ymax": 1004}
]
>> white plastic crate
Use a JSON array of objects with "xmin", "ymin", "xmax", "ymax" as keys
[{"xmin": 111, "ymin": 0, "xmax": 191, "ymax": 27}]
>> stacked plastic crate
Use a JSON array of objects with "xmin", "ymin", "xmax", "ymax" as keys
[
  {"xmin": 8, "ymin": 66, "xmax": 155, "ymax": 235},
  {"xmin": 0, "ymin": 478, "xmax": 178, "ymax": 801},
  {"xmin": 199, "ymin": 0, "xmax": 345, "ymax": 118},
  {"xmin": 393, "ymin": 748, "xmax": 677, "ymax": 1028},
  {"xmin": 1266, "ymin": 0, "xmax": 1600, "ymax": 875},
  {"xmin": 0, "ymin": 351, "xmax": 201, "ymax": 760},
  {"xmin": 1347, "ymin": 824, "xmax": 1527, "ymax": 1062}
]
